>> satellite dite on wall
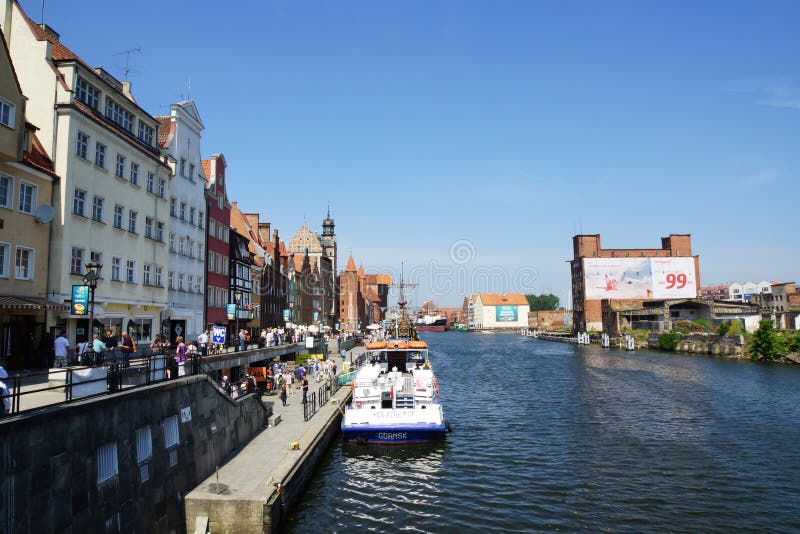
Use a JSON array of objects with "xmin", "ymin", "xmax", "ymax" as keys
[{"xmin": 33, "ymin": 204, "xmax": 55, "ymax": 224}]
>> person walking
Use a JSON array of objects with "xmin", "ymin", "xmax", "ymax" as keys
[
  {"xmin": 0, "ymin": 366, "xmax": 10, "ymax": 415},
  {"xmin": 91, "ymin": 333, "xmax": 107, "ymax": 366},
  {"xmin": 239, "ymin": 329, "xmax": 247, "ymax": 352},
  {"xmin": 54, "ymin": 332, "xmax": 70, "ymax": 368},
  {"xmin": 302, "ymin": 375, "xmax": 309, "ymax": 404},
  {"xmin": 280, "ymin": 383, "xmax": 288, "ymax": 407},
  {"xmin": 175, "ymin": 336, "xmax": 187, "ymax": 377},
  {"xmin": 198, "ymin": 328, "xmax": 209, "ymax": 357}
]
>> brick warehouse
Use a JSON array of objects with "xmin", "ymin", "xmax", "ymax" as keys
[{"xmin": 569, "ymin": 234, "xmax": 700, "ymax": 332}]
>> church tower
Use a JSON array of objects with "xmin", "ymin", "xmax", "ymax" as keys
[{"xmin": 321, "ymin": 206, "xmax": 337, "ymax": 273}]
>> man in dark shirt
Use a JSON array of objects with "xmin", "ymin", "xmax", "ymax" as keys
[{"xmin": 302, "ymin": 376, "xmax": 309, "ymax": 404}]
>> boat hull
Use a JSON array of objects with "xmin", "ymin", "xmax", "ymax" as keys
[
  {"xmin": 341, "ymin": 423, "xmax": 447, "ymax": 444},
  {"xmin": 416, "ymin": 325, "xmax": 446, "ymax": 332}
]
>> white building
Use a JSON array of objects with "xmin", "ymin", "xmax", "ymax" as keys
[
  {"xmin": 156, "ymin": 102, "xmax": 206, "ymax": 342},
  {"xmin": 2, "ymin": 4, "xmax": 171, "ymax": 345},
  {"xmin": 728, "ymin": 281, "xmax": 772, "ymax": 303},
  {"xmin": 472, "ymin": 294, "xmax": 530, "ymax": 330}
]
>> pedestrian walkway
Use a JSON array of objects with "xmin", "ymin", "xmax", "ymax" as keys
[{"xmin": 185, "ymin": 344, "xmax": 365, "ymax": 532}]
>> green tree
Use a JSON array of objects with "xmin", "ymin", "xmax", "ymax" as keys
[
  {"xmin": 750, "ymin": 319, "xmax": 779, "ymax": 361},
  {"xmin": 525, "ymin": 293, "xmax": 560, "ymax": 311},
  {"xmin": 717, "ymin": 321, "xmax": 730, "ymax": 335},
  {"xmin": 658, "ymin": 331, "xmax": 680, "ymax": 351}
]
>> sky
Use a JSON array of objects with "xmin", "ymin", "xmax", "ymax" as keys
[{"xmin": 19, "ymin": 0, "xmax": 800, "ymax": 307}]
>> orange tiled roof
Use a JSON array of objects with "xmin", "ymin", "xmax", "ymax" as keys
[
  {"xmin": 479, "ymin": 294, "xmax": 528, "ymax": 306},
  {"xmin": 292, "ymin": 254, "xmax": 304, "ymax": 272},
  {"xmin": 155, "ymin": 116, "xmax": 173, "ymax": 148},
  {"xmin": 357, "ymin": 265, "xmax": 366, "ymax": 279},
  {"xmin": 345, "ymin": 256, "xmax": 357, "ymax": 272},
  {"xmin": 201, "ymin": 160, "xmax": 211, "ymax": 183},
  {"xmin": 22, "ymin": 132, "xmax": 58, "ymax": 178},
  {"xmin": 279, "ymin": 241, "xmax": 288, "ymax": 257},
  {"xmin": 366, "ymin": 288, "xmax": 380, "ymax": 302}
]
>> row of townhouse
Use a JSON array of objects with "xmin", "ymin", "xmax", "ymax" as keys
[{"xmin": 0, "ymin": 2, "xmax": 339, "ymax": 369}]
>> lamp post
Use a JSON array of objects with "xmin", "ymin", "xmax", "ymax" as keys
[
  {"xmin": 234, "ymin": 289, "xmax": 242, "ymax": 351},
  {"xmin": 83, "ymin": 259, "xmax": 102, "ymax": 339}
]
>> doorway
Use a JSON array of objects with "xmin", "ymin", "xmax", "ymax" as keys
[{"xmin": 169, "ymin": 319, "xmax": 187, "ymax": 344}]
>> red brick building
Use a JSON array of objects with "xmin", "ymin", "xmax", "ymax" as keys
[
  {"xmin": 203, "ymin": 154, "xmax": 231, "ymax": 328},
  {"xmin": 570, "ymin": 234, "xmax": 700, "ymax": 332}
]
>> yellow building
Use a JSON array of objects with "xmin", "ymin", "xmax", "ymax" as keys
[{"xmin": 0, "ymin": 27, "xmax": 63, "ymax": 370}]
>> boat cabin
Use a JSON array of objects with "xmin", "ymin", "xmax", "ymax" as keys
[{"xmin": 364, "ymin": 339, "xmax": 428, "ymax": 373}]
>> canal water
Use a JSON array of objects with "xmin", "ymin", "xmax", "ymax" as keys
[{"xmin": 285, "ymin": 332, "xmax": 800, "ymax": 532}]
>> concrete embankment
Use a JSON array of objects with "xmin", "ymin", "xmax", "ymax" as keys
[{"xmin": 184, "ymin": 346, "xmax": 361, "ymax": 533}]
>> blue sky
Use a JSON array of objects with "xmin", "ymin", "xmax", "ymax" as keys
[{"xmin": 20, "ymin": 0, "xmax": 800, "ymax": 306}]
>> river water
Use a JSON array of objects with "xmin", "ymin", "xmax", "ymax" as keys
[{"xmin": 285, "ymin": 332, "xmax": 800, "ymax": 533}]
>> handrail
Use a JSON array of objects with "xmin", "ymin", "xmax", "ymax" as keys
[{"xmin": 0, "ymin": 340, "xmax": 302, "ymax": 417}]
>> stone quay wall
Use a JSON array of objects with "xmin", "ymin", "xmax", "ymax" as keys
[{"xmin": 0, "ymin": 375, "xmax": 270, "ymax": 533}]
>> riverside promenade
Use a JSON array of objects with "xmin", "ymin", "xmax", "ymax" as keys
[{"xmin": 185, "ymin": 345, "xmax": 364, "ymax": 534}]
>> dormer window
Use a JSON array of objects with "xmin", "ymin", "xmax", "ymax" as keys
[
  {"xmin": 0, "ymin": 96, "xmax": 15, "ymax": 128},
  {"xmin": 137, "ymin": 121, "xmax": 154, "ymax": 146},
  {"xmin": 75, "ymin": 78, "xmax": 100, "ymax": 110},
  {"xmin": 105, "ymin": 97, "xmax": 134, "ymax": 132}
]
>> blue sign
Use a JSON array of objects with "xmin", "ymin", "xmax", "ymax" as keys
[
  {"xmin": 313, "ymin": 311, "xmax": 319, "ymax": 321},
  {"xmin": 283, "ymin": 309, "xmax": 290, "ymax": 321},
  {"xmin": 226, "ymin": 304, "xmax": 236, "ymax": 321},
  {"xmin": 72, "ymin": 285, "xmax": 89, "ymax": 315},
  {"xmin": 211, "ymin": 326, "xmax": 226, "ymax": 345},
  {"xmin": 495, "ymin": 305, "xmax": 518, "ymax": 322}
]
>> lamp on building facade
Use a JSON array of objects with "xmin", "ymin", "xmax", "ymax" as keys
[{"xmin": 83, "ymin": 260, "xmax": 102, "ymax": 336}]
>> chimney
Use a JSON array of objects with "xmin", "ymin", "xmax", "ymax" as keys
[
  {"xmin": 121, "ymin": 81, "xmax": 137, "ymax": 103},
  {"xmin": 258, "ymin": 223, "xmax": 271, "ymax": 245},
  {"xmin": 38, "ymin": 23, "xmax": 59, "ymax": 41}
]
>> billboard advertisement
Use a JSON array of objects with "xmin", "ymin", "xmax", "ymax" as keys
[
  {"xmin": 583, "ymin": 257, "xmax": 696, "ymax": 299},
  {"xmin": 226, "ymin": 304, "xmax": 236, "ymax": 321},
  {"xmin": 71, "ymin": 285, "xmax": 88, "ymax": 315},
  {"xmin": 495, "ymin": 305, "xmax": 519, "ymax": 322}
]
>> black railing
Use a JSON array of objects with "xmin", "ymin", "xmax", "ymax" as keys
[
  {"xmin": 303, "ymin": 391, "xmax": 317, "ymax": 421},
  {"xmin": 0, "ymin": 340, "xmax": 302, "ymax": 417}
]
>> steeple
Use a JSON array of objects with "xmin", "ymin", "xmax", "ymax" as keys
[
  {"xmin": 345, "ymin": 256, "xmax": 357, "ymax": 272},
  {"xmin": 322, "ymin": 204, "xmax": 334, "ymax": 236},
  {"xmin": 357, "ymin": 264, "xmax": 366, "ymax": 279}
]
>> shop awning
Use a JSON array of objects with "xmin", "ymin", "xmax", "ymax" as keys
[{"xmin": 0, "ymin": 295, "xmax": 70, "ymax": 311}]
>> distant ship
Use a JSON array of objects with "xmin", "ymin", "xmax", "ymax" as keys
[{"xmin": 415, "ymin": 314, "xmax": 447, "ymax": 332}]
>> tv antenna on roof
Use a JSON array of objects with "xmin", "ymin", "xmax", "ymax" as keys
[{"xmin": 113, "ymin": 47, "xmax": 142, "ymax": 81}]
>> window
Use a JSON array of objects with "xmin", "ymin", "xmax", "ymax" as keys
[
  {"xmin": 169, "ymin": 233, "xmax": 176, "ymax": 252},
  {"xmin": 157, "ymin": 178, "xmax": 165, "ymax": 198},
  {"xmin": 0, "ymin": 242, "xmax": 8, "ymax": 278},
  {"xmin": 189, "ymin": 163, "xmax": 195, "ymax": 181},
  {"xmin": 105, "ymin": 97, "xmax": 134, "ymax": 132},
  {"xmin": 162, "ymin": 415, "xmax": 179, "ymax": 468},
  {"xmin": 76, "ymin": 131, "xmax": 89, "ymax": 159},
  {"xmin": 188, "ymin": 275, "xmax": 194, "ymax": 293},
  {"xmin": 217, "ymin": 195, "xmax": 222, "ymax": 210},
  {"xmin": 125, "ymin": 259, "xmax": 136, "ymax": 282},
  {"xmin": 111, "ymin": 256, "xmax": 121, "ymax": 281},
  {"xmin": 143, "ymin": 264, "xmax": 152, "ymax": 285},
  {"xmin": 168, "ymin": 271, "xmax": 175, "ymax": 290},
  {"xmin": 146, "ymin": 172, "xmax": 154, "ymax": 193},
  {"xmin": 92, "ymin": 196, "xmax": 104, "ymax": 222},
  {"xmin": 131, "ymin": 317, "xmax": 152, "ymax": 342},
  {"xmin": 208, "ymin": 250, "xmax": 214, "ymax": 268},
  {"xmin": 96, "ymin": 442, "xmax": 118, "ymax": 485},
  {"xmin": 130, "ymin": 162, "xmax": 139, "ymax": 185},
  {"xmin": 189, "ymin": 207, "xmax": 196, "ymax": 225},
  {"xmin": 115, "ymin": 154, "xmax": 126, "ymax": 178},
  {"xmin": 154, "ymin": 266, "xmax": 163, "ymax": 287},
  {"xmin": 216, "ymin": 288, "xmax": 224, "ymax": 307},
  {"xmin": 0, "ymin": 96, "xmax": 15, "ymax": 128},
  {"xmin": 207, "ymin": 285, "xmax": 214, "ymax": 306},
  {"xmin": 136, "ymin": 427, "xmax": 152, "ymax": 464},
  {"xmin": 170, "ymin": 197, "xmax": 176, "ymax": 217},
  {"xmin": 198, "ymin": 244, "xmax": 203, "ymax": 259},
  {"xmin": 137, "ymin": 121, "xmax": 154, "ymax": 146},
  {"xmin": 179, "ymin": 237, "xmax": 185, "ymax": 255},
  {"xmin": 216, "ymin": 254, "xmax": 222, "ymax": 274},
  {"xmin": 223, "ymin": 228, "xmax": 229, "ymax": 244},
  {"xmin": 198, "ymin": 212, "xmax": 204, "ymax": 229},
  {"xmin": 95, "ymin": 142, "xmax": 106, "ymax": 168},
  {"xmin": 91, "ymin": 251, "xmax": 103, "ymax": 266},
  {"xmin": 14, "ymin": 247, "xmax": 33, "ymax": 280},
  {"xmin": 145, "ymin": 217, "xmax": 153, "ymax": 239},
  {"xmin": 208, "ymin": 219, "xmax": 215, "ymax": 238},
  {"xmin": 156, "ymin": 222, "xmax": 164, "ymax": 242},
  {"xmin": 128, "ymin": 210, "xmax": 138, "ymax": 233},
  {"xmin": 180, "ymin": 159, "xmax": 186, "ymax": 177},
  {"xmin": 0, "ymin": 174, "xmax": 11, "ymax": 208},
  {"xmin": 179, "ymin": 202, "xmax": 186, "ymax": 221},
  {"xmin": 18, "ymin": 181, "xmax": 36, "ymax": 214},
  {"xmin": 70, "ymin": 247, "xmax": 84, "ymax": 275},
  {"xmin": 73, "ymin": 189, "xmax": 86, "ymax": 216},
  {"xmin": 113, "ymin": 204, "xmax": 123, "ymax": 228},
  {"xmin": 178, "ymin": 273, "xmax": 184, "ymax": 292},
  {"xmin": 188, "ymin": 240, "xmax": 194, "ymax": 258},
  {"xmin": 75, "ymin": 77, "xmax": 100, "ymax": 109}
]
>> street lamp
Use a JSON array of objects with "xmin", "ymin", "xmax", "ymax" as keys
[
  {"xmin": 83, "ymin": 260, "xmax": 102, "ymax": 338},
  {"xmin": 234, "ymin": 289, "xmax": 243, "ymax": 351}
]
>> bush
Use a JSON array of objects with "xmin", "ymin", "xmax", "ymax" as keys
[
  {"xmin": 658, "ymin": 331, "xmax": 680, "ymax": 351},
  {"xmin": 693, "ymin": 318, "xmax": 713, "ymax": 331},
  {"xmin": 718, "ymin": 321, "xmax": 730, "ymax": 335},
  {"xmin": 749, "ymin": 319, "xmax": 779, "ymax": 361}
]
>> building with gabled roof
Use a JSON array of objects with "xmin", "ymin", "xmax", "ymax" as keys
[
  {"xmin": 2, "ymin": 1, "xmax": 172, "ymax": 346},
  {"xmin": 156, "ymin": 100, "xmax": 206, "ymax": 342},
  {"xmin": 472, "ymin": 294, "xmax": 530, "ymax": 330},
  {"xmin": 203, "ymin": 154, "xmax": 230, "ymax": 330}
]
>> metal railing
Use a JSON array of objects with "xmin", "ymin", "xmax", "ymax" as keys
[{"xmin": 0, "ymin": 339, "xmax": 302, "ymax": 417}]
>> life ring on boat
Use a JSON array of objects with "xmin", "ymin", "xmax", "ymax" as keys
[{"xmin": 350, "ymin": 379, "xmax": 355, "ymax": 391}]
